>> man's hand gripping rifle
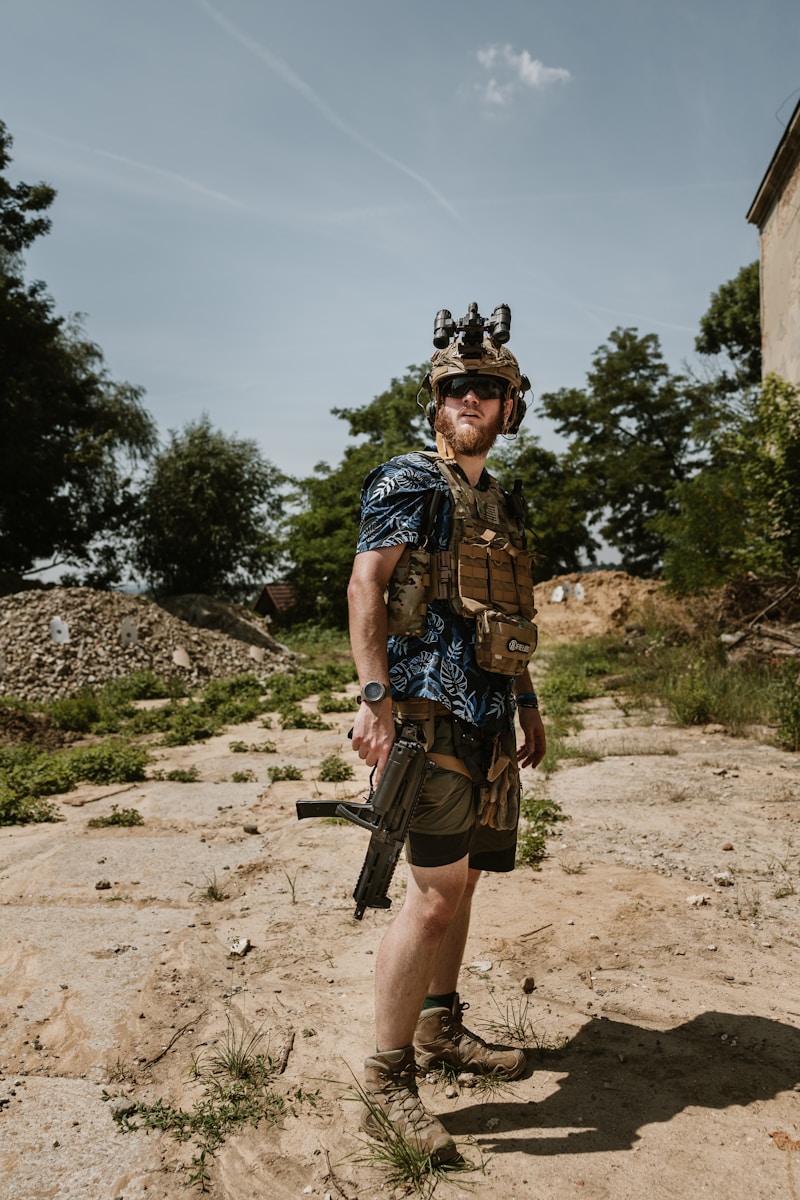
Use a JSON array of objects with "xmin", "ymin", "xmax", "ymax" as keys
[{"xmin": 296, "ymin": 722, "xmax": 431, "ymax": 920}]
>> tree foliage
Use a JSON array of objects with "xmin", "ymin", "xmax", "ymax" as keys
[
  {"xmin": 491, "ymin": 432, "xmax": 598, "ymax": 576},
  {"xmin": 132, "ymin": 417, "xmax": 285, "ymax": 597},
  {"xmin": 0, "ymin": 120, "xmax": 155, "ymax": 583},
  {"xmin": 695, "ymin": 260, "xmax": 761, "ymax": 393},
  {"xmin": 539, "ymin": 328, "xmax": 704, "ymax": 575},
  {"xmin": 283, "ymin": 366, "xmax": 429, "ymax": 625}
]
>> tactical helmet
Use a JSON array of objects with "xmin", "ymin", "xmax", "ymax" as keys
[{"xmin": 423, "ymin": 302, "xmax": 531, "ymax": 435}]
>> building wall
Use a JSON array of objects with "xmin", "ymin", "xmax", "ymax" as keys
[{"xmin": 759, "ymin": 162, "xmax": 800, "ymax": 384}]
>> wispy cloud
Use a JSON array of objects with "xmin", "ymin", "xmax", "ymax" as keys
[
  {"xmin": 476, "ymin": 44, "xmax": 571, "ymax": 107},
  {"xmin": 191, "ymin": 0, "xmax": 460, "ymax": 220},
  {"xmin": 30, "ymin": 128, "xmax": 250, "ymax": 210}
]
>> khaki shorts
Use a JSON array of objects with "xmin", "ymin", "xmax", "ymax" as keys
[{"xmin": 405, "ymin": 714, "xmax": 518, "ymax": 872}]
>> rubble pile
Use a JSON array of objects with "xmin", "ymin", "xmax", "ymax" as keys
[{"xmin": 0, "ymin": 587, "xmax": 295, "ymax": 703}]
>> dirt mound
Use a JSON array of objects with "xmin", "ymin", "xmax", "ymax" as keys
[
  {"xmin": 0, "ymin": 705, "xmax": 69, "ymax": 749},
  {"xmin": 157, "ymin": 593, "xmax": 285, "ymax": 651},
  {"xmin": 534, "ymin": 569, "xmax": 665, "ymax": 641},
  {"xmin": 0, "ymin": 587, "xmax": 294, "ymax": 703}
]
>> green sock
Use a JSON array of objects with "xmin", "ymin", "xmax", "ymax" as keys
[{"xmin": 422, "ymin": 991, "xmax": 456, "ymax": 1012}]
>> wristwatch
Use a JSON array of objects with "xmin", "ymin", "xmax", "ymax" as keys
[{"xmin": 361, "ymin": 680, "xmax": 389, "ymax": 704}]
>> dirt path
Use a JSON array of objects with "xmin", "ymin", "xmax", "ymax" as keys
[{"xmin": 2, "ymin": 604, "xmax": 800, "ymax": 1198}]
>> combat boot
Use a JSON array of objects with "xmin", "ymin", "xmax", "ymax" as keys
[
  {"xmin": 414, "ymin": 994, "xmax": 527, "ymax": 1080},
  {"xmin": 361, "ymin": 1046, "xmax": 458, "ymax": 1163}
]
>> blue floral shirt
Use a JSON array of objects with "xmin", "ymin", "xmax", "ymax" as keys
[{"xmin": 357, "ymin": 451, "xmax": 514, "ymax": 733}]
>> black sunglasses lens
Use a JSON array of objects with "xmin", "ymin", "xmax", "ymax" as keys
[{"xmin": 443, "ymin": 376, "xmax": 505, "ymax": 400}]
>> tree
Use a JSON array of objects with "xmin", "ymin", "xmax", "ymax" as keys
[
  {"xmin": 539, "ymin": 328, "xmax": 704, "ymax": 575},
  {"xmin": 739, "ymin": 374, "xmax": 800, "ymax": 574},
  {"xmin": 0, "ymin": 120, "xmax": 155, "ymax": 583},
  {"xmin": 490, "ymin": 431, "xmax": 598, "ymax": 576},
  {"xmin": 283, "ymin": 366, "xmax": 430, "ymax": 625},
  {"xmin": 695, "ymin": 260, "xmax": 761, "ymax": 393},
  {"xmin": 658, "ymin": 263, "xmax": 767, "ymax": 592},
  {"xmin": 132, "ymin": 417, "xmax": 285, "ymax": 597}
]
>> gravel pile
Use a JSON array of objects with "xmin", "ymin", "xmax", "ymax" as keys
[{"xmin": 0, "ymin": 587, "xmax": 294, "ymax": 702}]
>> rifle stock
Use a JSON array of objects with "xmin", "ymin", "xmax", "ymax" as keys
[{"xmin": 296, "ymin": 722, "xmax": 431, "ymax": 920}]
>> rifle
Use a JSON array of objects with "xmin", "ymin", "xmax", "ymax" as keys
[{"xmin": 296, "ymin": 722, "xmax": 432, "ymax": 920}]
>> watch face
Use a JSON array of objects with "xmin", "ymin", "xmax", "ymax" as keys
[{"xmin": 362, "ymin": 681, "xmax": 387, "ymax": 703}]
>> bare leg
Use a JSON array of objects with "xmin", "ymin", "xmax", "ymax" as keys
[
  {"xmin": 374, "ymin": 856, "xmax": 469, "ymax": 1051},
  {"xmin": 428, "ymin": 868, "xmax": 481, "ymax": 994}
]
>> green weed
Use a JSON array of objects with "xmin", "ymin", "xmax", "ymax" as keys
[
  {"xmin": 774, "ymin": 663, "xmax": 800, "ymax": 752},
  {"xmin": 318, "ymin": 753, "xmax": 355, "ymax": 782},
  {"xmin": 113, "ymin": 1012, "xmax": 313, "ymax": 1190},
  {"xmin": 266, "ymin": 764, "xmax": 303, "ymax": 783},
  {"xmin": 347, "ymin": 1076, "xmax": 473, "ymax": 1197},
  {"xmin": 317, "ymin": 691, "xmax": 359, "ymax": 713},
  {"xmin": 516, "ymin": 795, "xmax": 569, "ymax": 868},
  {"xmin": 87, "ymin": 804, "xmax": 144, "ymax": 828},
  {"xmin": 277, "ymin": 703, "xmax": 331, "ymax": 730},
  {"xmin": 193, "ymin": 871, "xmax": 229, "ymax": 902}
]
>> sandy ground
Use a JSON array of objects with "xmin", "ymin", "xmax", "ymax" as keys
[{"xmin": 2, "ymin": 580, "xmax": 800, "ymax": 1200}]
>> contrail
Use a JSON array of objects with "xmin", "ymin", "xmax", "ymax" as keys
[
  {"xmin": 190, "ymin": 0, "xmax": 461, "ymax": 220},
  {"xmin": 34, "ymin": 130, "xmax": 250, "ymax": 210}
]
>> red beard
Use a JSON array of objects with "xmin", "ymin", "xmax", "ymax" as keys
[{"xmin": 434, "ymin": 405, "xmax": 504, "ymax": 457}]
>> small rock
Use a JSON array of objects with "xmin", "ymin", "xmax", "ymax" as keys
[
  {"xmin": 707, "ymin": 945, "xmax": 718, "ymax": 952},
  {"xmin": 108, "ymin": 1097, "xmax": 137, "ymax": 1118},
  {"xmin": 457, "ymin": 1071, "xmax": 478, "ymax": 1088},
  {"xmin": 243, "ymin": 824, "xmax": 259, "ymax": 835},
  {"xmin": 722, "ymin": 843, "xmax": 734, "ymax": 851},
  {"xmin": 228, "ymin": 938, "xmax": 251, "ymax": 957},
  {"xmin": 444, "ymin": 1085, "xmax": 458, "ymax": 1098},
  {"xmin": 95, "ymin": 879, "xmax": 111, "ymax": 891},
  {"xmin": 471, "ymin": 960, "xmax": 493, "ymax": 972},
  {"xmin": 714, "ymin": 871, "xmax": 734, "ymax": 887},
  {"xmin": 486, "ymin": 1116, "xmax": 500, "ymax": 1130},
  {"xmin": 521, "ymin": 976, "xmax": 536, "ymax": 994},
  {"xmin": 686, "ymin": 893, "xmax": 711, "ymax": 907}
]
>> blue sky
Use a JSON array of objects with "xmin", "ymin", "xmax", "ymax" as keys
[{"xmin": 2, "ymin": 0, "xmax": 798, "ymax": 479}]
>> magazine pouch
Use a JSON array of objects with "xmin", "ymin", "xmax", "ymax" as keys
[{"xmin": 474, "ymin": 609, "xmax": 538, "ymax": 676}]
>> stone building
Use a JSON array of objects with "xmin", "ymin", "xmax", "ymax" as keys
[{"xmin": 747, "ymin": 98, "xmax": 800, "ymax": 384}]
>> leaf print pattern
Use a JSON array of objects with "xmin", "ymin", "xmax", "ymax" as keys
[{"xmin": 357, "ymin": 453, "xmax": 513, "ymax": 733}]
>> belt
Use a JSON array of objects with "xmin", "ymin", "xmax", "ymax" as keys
[
  {"xmin": 392, "ymin": 698, "xmax": 451, "ymax": 721},
  {"xmin": 392, "ymin": 699, "xmax": 473, "ymax": 780}
]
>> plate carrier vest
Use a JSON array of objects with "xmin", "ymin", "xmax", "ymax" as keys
[{"xmin": 387, "ymin": 453, "xmax": 538, "ymax": 676}]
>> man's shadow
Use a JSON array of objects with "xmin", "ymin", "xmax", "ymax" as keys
[{"xmin": 445, "ymin": 1011, "xmax": 800, "ymax": 1154}]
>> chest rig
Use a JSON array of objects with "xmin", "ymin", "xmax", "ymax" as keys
[{"xmin": 387, "ymin": 454, "xmax": 538, "ymax": 676}]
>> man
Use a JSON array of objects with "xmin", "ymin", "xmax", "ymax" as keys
[{"xmin": 348, "ymin": 302, "xmax": 546, "ymax": 1162}]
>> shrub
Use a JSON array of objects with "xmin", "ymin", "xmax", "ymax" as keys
[
  {"xmin": 774, "ymin": 664, "xmax": 800, "ymax": 752},
  {"xmin": 516, "ymin": 795, "xmax": 569, "ymax": 869},
  {"xmin": 87, "ymin": 804, "xmax": 144, "ymax": 828},
  {"xmin": 68, "ymin": 741, "xmax": 150, "ymax": 784},
  {"xmin": 267, "ymin": 764, "xmax": 303, "ymax": 782},
  {"xmin": 47, "ymin": 690, "xmax": 102, "ymax": 733},
  {"xmin": 278, "ymin": 704, "xmax": 331, "ymax": 730},
  {"xmin": 318, "ymin": 754, "xmax": 355, "ymax": 782}
]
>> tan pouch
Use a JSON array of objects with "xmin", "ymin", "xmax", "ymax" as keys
[
  {"xmin": 488, "ymin": 545, "xmax": 519, "ymax": 613},
  {"xmin": 513, "ymin": 550, "xmax": 535, "ymax": 620},
  {"xmin": 474, "ymin": 609, "xmax": 538, "ymax": 676},
  {"xmin": 456, "ymin": 542, "xmax": 491, "ymax": 616},
  {"xmin": 387, "ymin": 546, "xmax": 431, "ymax": 637}
]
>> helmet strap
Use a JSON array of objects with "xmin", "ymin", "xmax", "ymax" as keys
[{"xmin": 435, "ymin": 431, "xmax": 457, "ymax": 459}]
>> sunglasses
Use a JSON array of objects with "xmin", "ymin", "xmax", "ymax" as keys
[{"xmin": 440, "ymin": 375, "xmax": 507, "ymax": 401}]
